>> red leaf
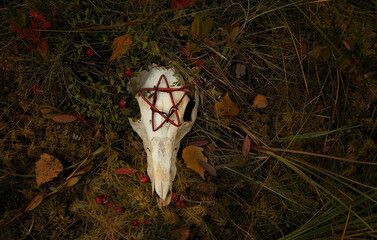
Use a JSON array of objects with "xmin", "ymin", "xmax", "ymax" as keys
[
  {"xmin": 29, "ymin": 10, "xmax": 48, "ymax": 23},
  {"xmin": 41, "ymin": 40, "xmax": 48, "ymax": 53},
  {"xmin": 171, "ymin": 0, "xmax": 194, "ymax": 9},
  {"xmin": 189, "ymin": 139, "xmax": 209, "ymax": 147},
  {"xmin": 31, "ymin": 18, "xmax": 40, "ymax": 29},
  {"xmin": 29, "ymin": 46, "xmax": 38, "ymax": 52},
  {"xmin": 191, "ymin": 59, "xmax": 204, "ymax": 67},
  {"xmin": 242, "ymin": 135, "xmax": 250, "ymax": 157},
  {"xmin": 343, "ymin": 40, "xmax": 351, "ymax": 50},
  {"xmin": 226, "ymin": 37, "xmax": 236, "ymax": 47},
  {"xmin": 114, "ymin": 168, "xmax": 138, "ymax": 175},
  {"xmin": 205, "ymin": 39, "xmax": 217, "ymax": 46},
  {"xmin": 33, "ymin": 83, "xmax": 39, "ymax": 96},
  {"xmin": 72, "ymin": 114, "xmax": 88, "ymax": 125},
  {"xmin": 41, "ymin": 21, "xmax": 51, "ymax": 29},
  {"xmin": 52, "ymin": 114, "xmax": 77, "ymax": 123}
]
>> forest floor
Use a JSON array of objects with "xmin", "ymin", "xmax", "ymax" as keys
[{"xmin": 1, "ymin": 0, "xmax": 377, "ymax": 239}]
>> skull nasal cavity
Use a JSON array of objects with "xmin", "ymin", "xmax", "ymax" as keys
[{"xmin": 183, "ymin": 98, "xmax": 195, "ymax": 122}]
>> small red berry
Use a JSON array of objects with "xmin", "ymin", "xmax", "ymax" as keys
[
  {"xmin": 118, "ymin": 100, "xmax": 126, "ymax": 108},
  {"xmin": 180, "ymin": 201, "xmax": 186, "ymax": 208},
  {"xmin": 132, "ymin": 219, "xmax": 140, "ymax": 227},
  {"xmin": 172, "ymin": 192, "xmax": 178, "ymax": 201},
  {"xmin": 118, "ymin": 207, "xmax": 125, "ymax": 213},
  {"xmin": 95, "ymin": 196, "xmax": 103, "ymax": 204},
  {"xmin": 175, "ymin": 200, "xmax": 181, "ymax": 207},
  {"xmin": 141, "ymin": 176, "xmax": 149, "ymax": 183},
  {"xmin": 85, "ymin": 48, "xmax": 94, "ymax": 57},
  {"xmin": 106, "ymin": 201, "xmax": 114, "ymax": 208},
  {"xmin": 144, "ymin": 220, "xmax": 151, "ymax": 225},
  {"xmin": 123, "ymin": 69, "xmax": 133, "ymax": 77},
  {"xmin": 102, "ymin": 193, "xmax": 109, "ymax": 202}
]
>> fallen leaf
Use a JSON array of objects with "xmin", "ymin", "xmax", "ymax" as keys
[
  {"xmin": 214, "ymin": 92, "xmax": 239, "ymax": 117},
  {"xmin": 252, "ymin": 94, "xmax": 267, "ymax": 109},
  {"xmin": 114, "ymin": 168, "xmax": 138, "ymax": 175},
  {"xmin": 182, "ymin": 146, "xmax": 208, "ymax": 179},
  {"xmin": 309, "ymin": 46, "xmax": 321, "ymax": 59},
  {"xmin": 20, "ymin": 194, "xmax": 44, "ymax": 213},
  {"xmin": 186, "ymin": 181, "xmax": 213, "ymax": 202},
  {"xmin": 35, "ymin": 153, "xmax": 63, "ymax": 188},
  {"xmin": 199, "ymin": 160, "xmax": 217, "ymax": 176},
  {"xmin": 52, "ymin": 114, "xmax": 77, "ymax": 123},
  {"xmin": 109, "ymin": 34, "xmax": 132, "ymax": 61},
  {"xmin": 342, "ymin": 40, "xmax": 351, "ymax": 50},
  {"xmin": 170, "ymin": 227, "xmax": 190, "ymax": 240},
  {"xmin": 71, "ymin": 114, "xmax": 88, "ymax": 125},
  {"xmin": 94, "ymin": 129, "xmax": 101, "ymax": 139},
  {"xmin": 171, "ymin": 0, "xmax": 194, "ymax": 9},
  {"xmin": 242, "ymin": 135, "xmax": 250, "ymax": 157},
  {"xmin": 63, "ymin": 177, "xmax": 79, "ymax": 187},
  {"xmin": 191, "ymin": 15, "xmax": 200, "ymax": 36},
  {"xmin": 188, "ymin": 139, "xmax": 209, "ymax": 147}
]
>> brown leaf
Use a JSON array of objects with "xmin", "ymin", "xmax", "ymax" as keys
[
  {"xmin": 114, "ymin": 168, "xmax": 138, "ymax": 175},
  {"xmin": 186, "ymin": 182, "xmax": 213, "ymax": 202},
  {"xmin": 309, "ymin": 46, "xmax": 321, "ymax": 59},
  {"xmin": 94, "ymin": 129, "xmax": 101, "ymax": 139},
  {"xmin": 242, "ymin": 135, "xmax": 250, "ymax": 157},
  {"xmin": 182, "ymin": 146, "xmax": 208, "ymax": 179},
  {"xmin": 252, "ymin": 94, "xmax": 267, "ymax": 109},
  {"xmin": 170, "ymin": 227, "xmax": 190, "ymax": 240},
  {"xmin": 214, "ymin": 93, "xmax": 239, "ymax": 117},
  {"xmin": 63, "ymin": 177, "xmax": 79, "ymax": 188},
  {"xmin": 52, "ymin": 114, "xmax": 77, "ymax": 123},
  {"xmin": 199, "ymin": 160, "xmax": 217, "ymax": 176},
  {"xmin": 35, "ymin": 153, "xmax": 63, "ymax": 188},
  {"xmin": 109, "ymin": 34, "xmax": 132, "ymax": 61},
  {"xmin": 21, "ymin": 194, "xmax": 44, "ymax": 213},
  {"xmin": 188, "ymin": 139, "xmax": 209, "ymax": 147}
]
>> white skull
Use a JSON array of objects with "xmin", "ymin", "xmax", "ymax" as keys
[{"xmin": 129, "ymin": 64, "xmax": 199, "ymax": 207}]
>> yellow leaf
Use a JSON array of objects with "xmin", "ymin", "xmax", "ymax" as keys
[
  {"xmin": 191, "ymin": 15, "xmax": 201, "ymax": 35},
  {"xmin": 309, "ymin": 46, "xmax": 321, "ymax": 59},
  {"xmin": 182, "ymin": 146, "xmax": 208, "ymax": 179},
  {"xmin": 109, "ymin": 34, "xmax": 132, "ymax": 61},
  {"xmin": 252, "ymin": 94, "xmax": 267, "ymax": 109},
  {"xmin": 214, "ymin": 92, "xmax": 239, "ymax": 117},
  {"xmin": 35, "ymin": 153, "xmax": 63, "ymax": 188},
  {"xmin": 230, "ymin": 26, "xmax": 240, "ymax": 41}
]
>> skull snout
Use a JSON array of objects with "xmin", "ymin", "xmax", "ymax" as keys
[{"xmin": 149, "ymin": 138, "xmax": 174, "ymax": 203}]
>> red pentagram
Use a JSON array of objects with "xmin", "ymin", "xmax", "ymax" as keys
[{"xmin": 138, "ymin": 74, "xmax": 190, "ymax": 132}]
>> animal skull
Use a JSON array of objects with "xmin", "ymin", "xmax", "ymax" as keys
[{"xmin": 129, "ymin": 65, "xmax": 199, "ymax": 207}]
